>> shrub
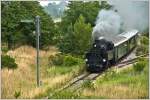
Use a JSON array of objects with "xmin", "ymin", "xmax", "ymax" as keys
[
  {"xmin": 49, "ymin": 54, "xmax": 83, "ymax": 66},
  {"xmin": 63, "ymin": 55, "xmax": 80, "ymax": 66},
  {"xmin": 2, "ymin": 55, "xmax": 17, "ymax": 69},
  {"xmin": 136, "ymin": 45, "xmax": 148, "ymax": 56},
  {"xmin": 133, "ymin": 61, "xmax": 146, "ymax": 72},
  {"xmin": 14, "ymin": 90, "xmax": 21, "ymax": 99},
  {"xmin": 140, "ymin": 36, "xmax": 149, "ymax": 45},
  {"xmin": 136, "ymin": 35, "xmax": 148, "ymax": 56},
  {"xmin": 138, "ymin": 57, "xmax": 147, "ymax": 62},
  {"xmin": 48, "ymin": 53, "xmax": 64, "ymax": 66},
  {"xmin": 2, "ymin": 47, "xmax": 8, "ymax": 53}
]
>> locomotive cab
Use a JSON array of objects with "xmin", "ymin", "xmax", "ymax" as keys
[{"xmin": 85, "ymin": 38, "xmax": 114, "ymax": 72}]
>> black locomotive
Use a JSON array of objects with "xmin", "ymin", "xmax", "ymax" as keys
[{"xmin": 85, "ymin": 30, "xmax": 138, "ymax": 72}]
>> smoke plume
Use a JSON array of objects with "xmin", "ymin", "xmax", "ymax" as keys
[
  {"xmin": 92, "ymin": 10, "xmax": 122, "ymax": 40},
  {"xmin": 92, "ymin": 0, "xmax": 149, "ymax": 40}
]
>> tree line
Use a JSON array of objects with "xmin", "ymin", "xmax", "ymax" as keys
[
  {"xmin": 2, "ymin": 1, "xmax": 111, "ymax": 55},
  {"xmin": 2, "ymin": 1, "xmax": 55, "ymax": 49}
]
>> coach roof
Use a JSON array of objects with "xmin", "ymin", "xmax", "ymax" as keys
[{"xmin": 111, "ymin": 29, "xmax": 138, "ymax": 46}]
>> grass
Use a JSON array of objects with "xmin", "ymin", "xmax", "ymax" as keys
[
  {"xmin": 1, "ymin": 45, "xmax": 57, "ymax": 98},
  {"xmin": 51, "ymin": 58, "xmax": 149, "ymax": 99},
  {"xmin": 2, "ymin": 34, "xmax": 149, "ymax": 99},
  {"xmin": 1, "ymin": 45, "xmax": 85, "ymax": 99},
  {"xmin": 47, "ymin": 64, "xmax": 84, "ymax": 77},
  {"xmin": 49, "ymin": 89, "xmax": 80, "ymax": 99},
  {"xmin": 81, "ymin": 59, "xmax": 149, "ymax": 99}
]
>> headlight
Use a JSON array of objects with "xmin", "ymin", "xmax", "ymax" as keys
[
  {"xmin": 94, "ymin": 44, "xmax": 96, "ymax": 47},
  {"xmin": 85, "ymin": 59, "xmax": 88, "ymax": 62},
  {"xmin": 103, "ymin": 59, "xmax": 106, "ymax": 62}
]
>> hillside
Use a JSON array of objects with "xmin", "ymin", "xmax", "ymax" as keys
[
  {"xmin": 50, "ymin": 58, "xmax": 149, "ymax": 99},
  {"xmin": 2, "ymin": 46, "xmax": 57, "ymax": 98},
  {"xmin": 1, "ymin": 46, "xmax": 85, "ymax": 98}
]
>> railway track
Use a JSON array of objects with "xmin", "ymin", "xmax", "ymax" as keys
[
  {"xmin": 116, "ymin": 53, "xmax": 148, "ymax": 68},
  {"xmin": 48, "ymin": 72, "xmax": 102, "ymax": 98},
  {"xmin": 48, "ymin": 54, "xmax": 148, "ymax": 98}
]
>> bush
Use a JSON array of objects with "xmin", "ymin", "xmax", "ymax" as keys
[
  {"xmin": 133, "ymin": 61, "xmax": 146, "ymax": 72},
  {"xmin": 63, "ymin": 55, "xmax": 80, "ymax": 66},
  {"xmin": 48, "ymin": 53, "xmax": 64, "ymax": 66},
  {"xmin": 140, "ymin": 36, "xmax": 149, "ymax": 45},
  {"xmin": 14, "ymin": 90, "xmax": 21, "ymax": 99},
  {"xmin": 136, "ymin": 35, "xmax": 148, "ymax": 56},
  {"xmin": 136, "ymin": 45, "xmax": 148, "ymax": 56},
  {"xmin": 2, "ymin": 47, "xmax": 8, "ymax": 53},
  {"xmin": 2, "ymin": 55, "xmax": 17, "ymax": 69},
  {"xmin": 49, "ymin": 54, "xmax": 83, "ymax": 66}
]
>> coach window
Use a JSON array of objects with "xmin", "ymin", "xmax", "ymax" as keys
[
  {"xmin": 118, "ymin": 44, "xmax": 123, "ymax": 58},
  {"xmin": 134, "ymin": 36, "xmax": 136, "ymax": 44},
  {"xmin": 108, "ymin": 50, "xmax": 113, "ymax": 60},
  {"xmin": 115, "ymin": 47, "xmax": 118, "ymax": 61},
  {"xmin": 118, "ymin": 42, "xmax": 127, "ymax": 58},
  {"xmin": 118, "ymin": 45, "xmax": 122, "ymax": 58},
  {"xmin": 130, "ymin": 37, "xmax": 135, "ymax": 49},
  {"xmin": 135, "ymin": 36, "xmax": 137, "ymax": 45}
]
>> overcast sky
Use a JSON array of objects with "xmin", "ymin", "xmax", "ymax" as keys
[{"xmin": 39, "ymin": 1, "xmax": 61, "ymax": 6}]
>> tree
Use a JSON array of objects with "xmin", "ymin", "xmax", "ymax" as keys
[
  {"xmin": 58, "ymin": 15, "xmax": 92, "ymax": 55},
  {"xmin": 73, "ymin": 15, "xmax": 92, "ymax": 55},
  {"xmin": 58, "ymin": 1, "xmax": 112, "ymax": 39},
  {"xmin": 59, "ymin": 1, "xmax": 100, "ymax": 34},
  {"xmin": 100, "ymin": 1, "xmax": 112, "ymax": 10},
  {"xmin": 57, "ymin": 24, "xmax": 76, "ymax": 54},
  {"xmin": 1, "ymin": 1, "xmax": 55, "ymax": 49}
]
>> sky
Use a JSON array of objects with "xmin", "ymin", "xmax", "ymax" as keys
[{"xmin": 39, "ymin": 1, "xmax": 61, "ymax": 6}]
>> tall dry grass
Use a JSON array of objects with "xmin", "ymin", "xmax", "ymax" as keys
[
  {"xmin": 81, "ymin": 62, "xmax": 149, "ymax": 99},
  {"xmin": 2, "ymin": 45, "xmax": 70, "ymax": 99},
  {"xmin": 82, "ymin": 84, "xmax": 148, "ymax": 99},
  {"xmin": 51, "ymin": 61, "xmax": 148, "ymax": 99}
]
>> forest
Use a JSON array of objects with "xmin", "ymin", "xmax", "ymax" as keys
[{"xmin": 1, "ymin": 1, "xmax": 149, "ymax": 99}]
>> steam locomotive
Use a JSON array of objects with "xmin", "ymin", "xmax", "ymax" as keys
[{"xmin": 85, "ymin": 30, "xmax": 139, "ymax": 72}]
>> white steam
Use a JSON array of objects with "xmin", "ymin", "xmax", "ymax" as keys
[
  {"xmin": 92, "ymin": 10, "xmax": 122, "ymax": 40},
  {"xmin": 92, "ymin": 0, "xmax": 149, "ymax": 40},
  {"xmin": 110, "ymin": 0, "xmax": 149, "ymax": 32}
]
